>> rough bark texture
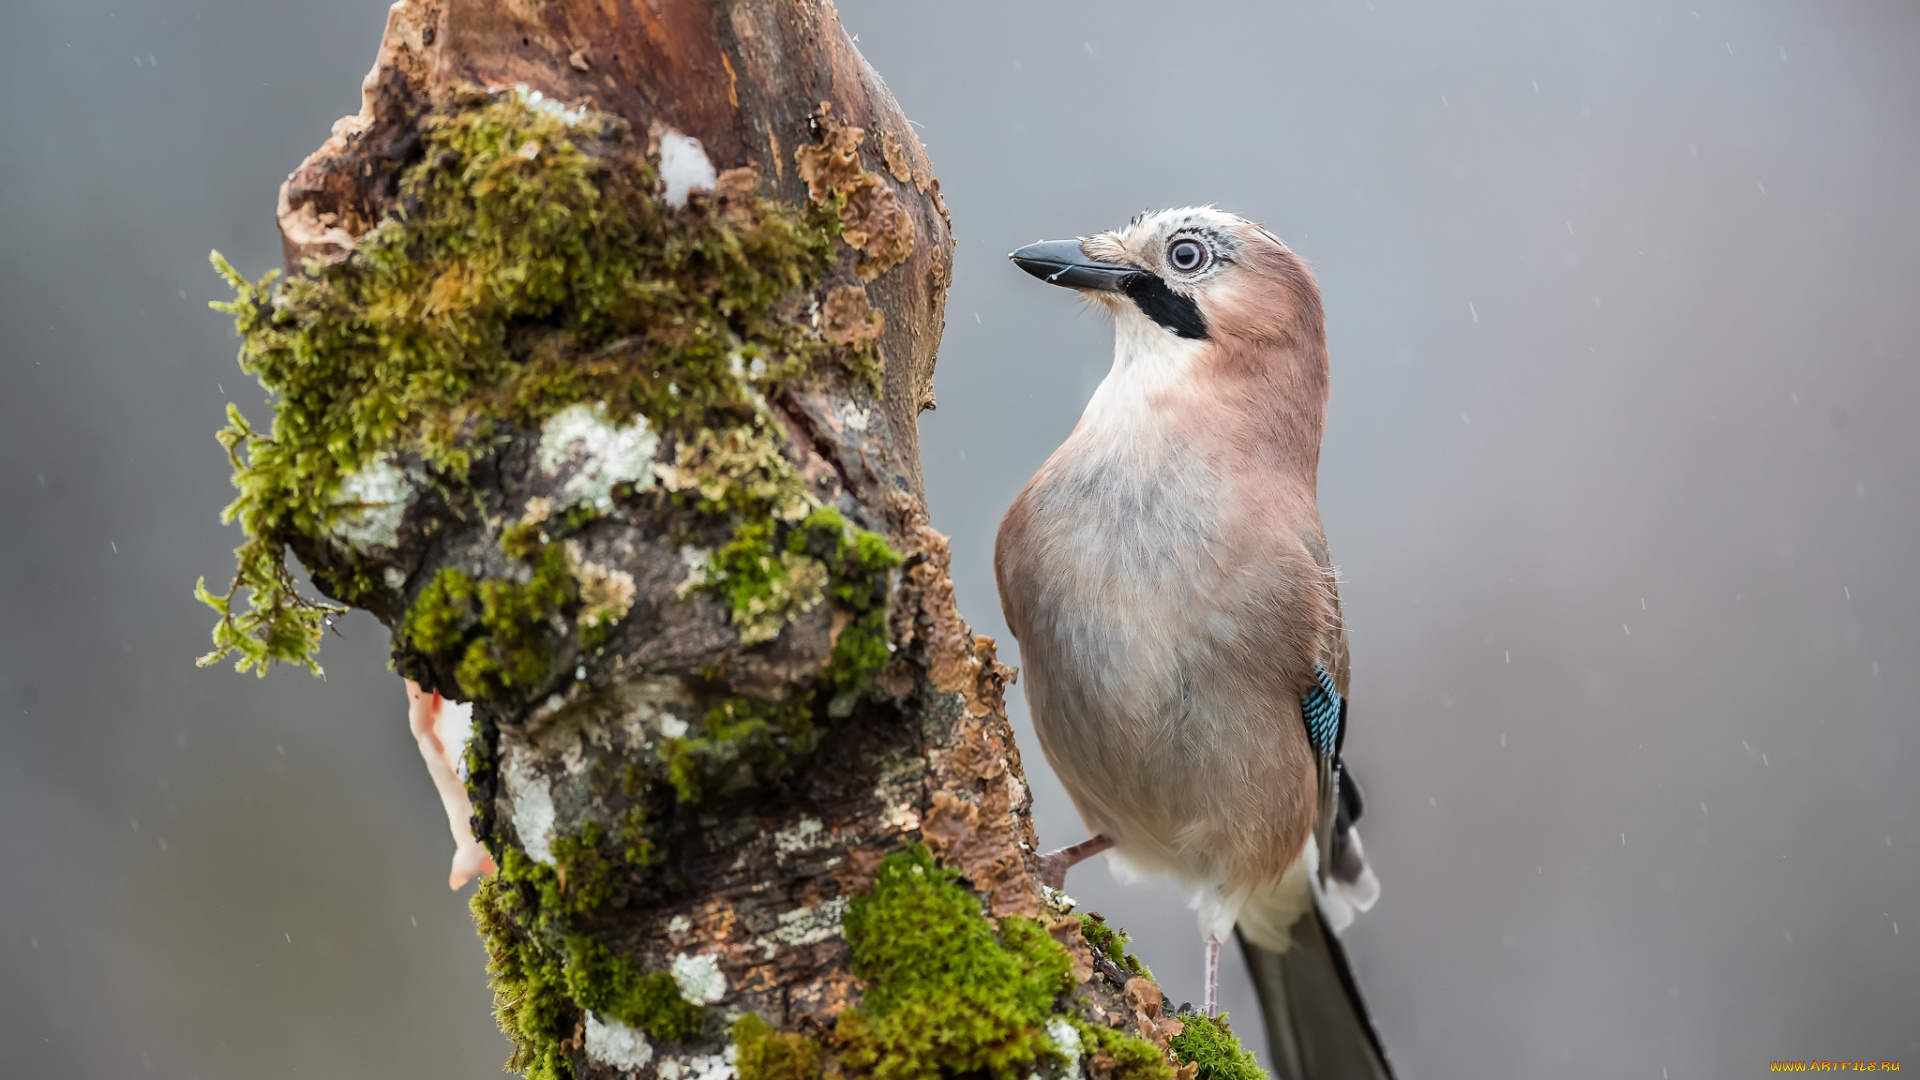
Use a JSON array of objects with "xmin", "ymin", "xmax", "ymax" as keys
[{"xmin": 254, "ymin": 2, "xmax": 1195, "ymax": 1078}]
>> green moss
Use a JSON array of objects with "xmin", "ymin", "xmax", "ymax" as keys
[
  {"xmin": 698, "ymin": 504, "xmax": 902, "ymax": 705},
  {"xmin": 705, "ymin": 519, "xmax": 830, "ymax": 646},
  {"xmin": 1073, "ymin": 1021, "xmax": 1176, "ymax": 1080},
  {"xmin": 732, "ymin": 1014, "xmax": 824, "ymax": 1080},
  {"xmin": 835, "ymin": 846, "xmax": 1076, "ymax": 1080},
  {"xmin": 475, "ymin": 822, "xmax": 710, "ymax": 1077},
  {"xmin": 201, "ymin": 85, "xmax": 872, "ymax": 675},
  {"xmin": 660, "ymin": 693, "xmax": 814, "ymax": 803},
  {"xmin": 398, "ymin": 527, "xmax": 578, "ymax": 702},
  {"xmin": 1168, "ymin": 1012, "xmax": 1265, "ymax": 1080},
  {"xmin": 654, "ymin": 504, "xmax": 901, "ymax": 802},
  {"xmin": 473, "ymin": 873, "xmax": 577, "ymax": 1080},
  {"xmin": 564, "ymin": 938, "xmax": 705, "ymax": 1042},
  {"xmin": 1079, "ymin": 912, "xmax": 1151, "ymax": 980}
]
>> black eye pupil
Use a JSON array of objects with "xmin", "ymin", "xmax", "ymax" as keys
[{"xmin": 1171, "ymin": 240, "xmax": 1205, "ymax": 271}]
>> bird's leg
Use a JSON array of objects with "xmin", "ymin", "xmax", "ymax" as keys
[
  {"xmin": 1037, "ymin": 834, "xmax": 1114, "ymax": 891},
  {"xmin": 1203, "ymin": 935, "xmax": 1222, "ymax": 1017},
  {"xmin": 406, "ymin": 680, "xmax": 497, "ymax": 889}
]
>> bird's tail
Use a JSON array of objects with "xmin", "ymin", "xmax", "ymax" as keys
[
  {"xmin": 1236, "ymin": 904, "xmax": 1395, "ymax": 1080},
  {"xmin": 1235, "ymin": 770, "xmax": 1392, "ymax": 1079}
]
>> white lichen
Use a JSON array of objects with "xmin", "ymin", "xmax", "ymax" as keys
[
  {"xmin": 670, "ymin": 952, "xmax": 727, "ymax": 1005},
  {"xmin": 538, "ymin": 402, "xmax": 658, "ymax": 512},
  {"xmin": 513, "ymin": 84, "xmax": 588, "ymax": 126},
  {"xmin": 773, "ymin": 818, "xmax": 825, "ymax": 857},
  {"xmin": 660, "ymin": 714, "xmax": 690, "ymax": 739},
  {"xmin": 329, "ymin": 457, "xmax": 413, "ymax": 551},
  {"xmin": 584, "ymin": 1011, "xmax": 654, "ymax": 1071},
  {"xmin": 689, "ymin": 1047, "xmax": 738, "ymax": 1080},
  {"xmin": 837, "ymin": 400, "xmax": 873, "ymax": 432},
  {"xmin": 674, "ymin": 545, "xmax": 711, "ymax": 598},
  {"xmin": 756, "ymin": 896, "xmax": 850, "ymax": 958},
  {"xmin": 659, "ymin": 129, "xmax": 717, "ymax": 209},
  {"xmin": 1047, "ymin": 1017, "xmax": 1083, "ymax": 1062},
  {"xmin": 499, "ymin": 743, "xmax": 557, "ymax": 864},
  {"xmin": 876, "ymin": 787, "xmax": 922, "ymax": 833}
]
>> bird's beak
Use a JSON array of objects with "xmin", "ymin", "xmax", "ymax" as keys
[{"xmin": 1009, "ymin": 240, "xmax": 1139, "ymax": 292}]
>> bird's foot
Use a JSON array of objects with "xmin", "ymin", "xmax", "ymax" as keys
[
  {"xmin": 448, "ymin": 839, "xmax": 497, "ymax": 891},
  {"xmin": 1036, "ymin": 834, "xmax": 1114, "ymax": 891}
]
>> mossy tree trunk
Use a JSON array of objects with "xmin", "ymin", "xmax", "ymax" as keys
[{"xmin": 213, "ymin": 1, "xmax": 1205, "ymax": 1077}]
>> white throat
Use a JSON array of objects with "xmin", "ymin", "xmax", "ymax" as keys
[{"xmin": 1080, "ymin": 303, "xmax": 1208, "ymax": 431}]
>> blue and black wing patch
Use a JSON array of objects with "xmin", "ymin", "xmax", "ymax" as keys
[{"xmin": 1301, "ymin": 665, "xmax": 1346, "ymax": 761}]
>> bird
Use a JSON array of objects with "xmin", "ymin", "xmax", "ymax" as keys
[
  {"xmin": 994, "ymin": 208, "xmax": 1393, "ymax": 1078},
  {"xmin": 404, "ymin": 679, "xmax": 497, "ymax": 890}
]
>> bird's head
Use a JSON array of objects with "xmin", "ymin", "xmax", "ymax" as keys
[{"xmin": 1009, "ymin": 206, "xmax": 1324, "ymax": 351}]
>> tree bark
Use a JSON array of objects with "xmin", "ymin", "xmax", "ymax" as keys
[{"xmin": 255, "ymin": 1, "xmax": 1192, "ymax": 1076}]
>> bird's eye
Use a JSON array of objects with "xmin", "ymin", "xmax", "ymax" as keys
[{"xmin": 1167, "ymin": 237, "xmax": 1210, "ymax": 274}]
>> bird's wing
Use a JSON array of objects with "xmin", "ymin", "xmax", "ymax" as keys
[{"xmin": 1298, "ymin": 531, "xmax": 1376, "ymax": 915}]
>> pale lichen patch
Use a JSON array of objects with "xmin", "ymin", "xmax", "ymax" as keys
[
  {"xmin": 1048, "ymin": 1017, "xmax": 1084, "ymax": 1062},
  {"xmin": 500, "ymin": 743, "xmax": 558, "ymax": 864},
  {"xmin": 537, "ymin": 401, "xmax": 659, "ymax": 512},
  {"xmin": 659, "ymin": 129, "xmax": 719, "ymax": 210},
  {"xmin": 773, "ymin": 817, "xmax": 826, "ymax": 857},
  {"xmin": 328, "ymin": 457, "xmax": 413, "ymax": 551},
  {"xmin": 756, "ymin": 896, "xmax": 850, "ymax": 959},
  {"xmin": 584, "ymin": 1011, "xmax": 655, "ymax": 1070},
  {"xmin": 670, "ymin": 952, "xmax": 728, "ymax": 1005},
  {"xmin": 512, "ymin": 84, "xmax": 589, "ymax": 126}
]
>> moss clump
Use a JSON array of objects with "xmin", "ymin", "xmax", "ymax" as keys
[
  {"xmin": 472, "ymin": 873, "xmax": 576, "ymax": 1080},
  {"xmin": 835, "ymin": 845, "xmax": 1077, "ymax": 1080},
  {"xmin": 1079, "ymin": 911, "xmax": 1151, "ymax": 979},
  {"xmin": 564, "ymin": 938, "xmax": 705, "ymax": 1042},
  {"xmin": 705, "ymin": 519, "xmax": 832, "ymax": 646},
  {"xmin": 733, "ymin": 1014, "xmax": 824, "ymax": 1080},
  {"xmin": 475, "ymin": 824, "xmax": 709, "ymax": 1078},
  {"xmin": 658, "ymin": 504, "xmax": 902, "ymax": 802},
  {"xmin": 1074, "ymin": 1021, "xmax": 1176, "ymax": 1080},
  {"xmin": 201, "ymin": 85, "xmax": 867, "ymax": 674},
  {"xmin": 660, "ymin": 693, "xmax": 813, "ymax": 803},
  {"xmin": 399, "ymin": 522, "xmax": 579, "ymax": 702},
  {"xmin": 700, "ymin": 504, "xmax": 902, "ymax": 702},
  {"xmin": 1168, "ymin": 1012, "xmax": 1265, "ymax": 1080}
]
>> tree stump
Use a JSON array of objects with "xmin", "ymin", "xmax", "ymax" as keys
[{"xmin": 200, "ymin": 1, "xmax": 1199, "ymax": 1077}]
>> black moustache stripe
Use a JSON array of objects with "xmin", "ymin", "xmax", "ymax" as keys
[{"xmin": 1122, "ymin": 273, "xmax": 1209, "ymax": 340}]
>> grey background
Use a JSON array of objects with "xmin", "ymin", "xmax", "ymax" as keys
[{"xmin": 1, "ymin": 0, "xmax": 1915, "ymax": 1076}]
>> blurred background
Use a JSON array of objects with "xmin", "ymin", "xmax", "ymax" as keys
[{"xmin": 3, "ymin": 0, "xmax": 1917, "ymax": 1076}]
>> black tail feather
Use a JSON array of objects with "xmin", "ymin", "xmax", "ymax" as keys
[{"xmin": 1238, "ymin": 906, "xmax": 1395, "ymax": 1080}]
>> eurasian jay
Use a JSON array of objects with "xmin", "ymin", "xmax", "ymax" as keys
[{"xmin": 996, "ymin": 208, "xmax": 1393, "ymax": 1078}]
